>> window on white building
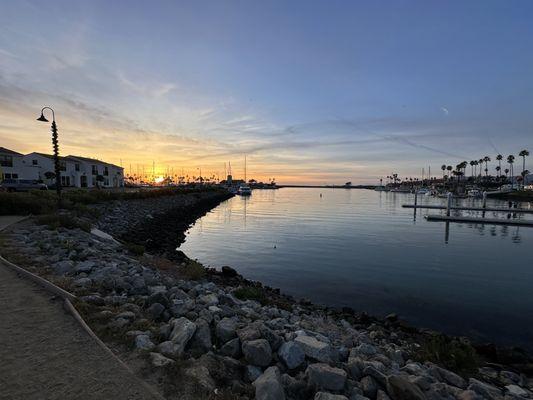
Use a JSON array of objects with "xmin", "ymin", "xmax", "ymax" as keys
[
  {"xmin": 32, "ymin": 159, "xmax": 38, "ymax": 165},
  {"xmin": 92, "ymin": 165, "xmax": 98, "ymax": 175},
  {"xmin": 0, "ymin": 155, "xmax": 13, "ymax": 167},
  {"xmin": 75, "ymin": 163, "xmax": 80, "ymax": 171}
]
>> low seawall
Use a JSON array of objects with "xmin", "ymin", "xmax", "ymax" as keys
[{"xmin": 96, "ymin": 189, "xmax": 233, "ymax": 261}]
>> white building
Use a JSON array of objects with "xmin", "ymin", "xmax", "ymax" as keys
[
  {"xmin": 0, "ymin": 148, "xmax": 124, "ymax": 188},
  {"xmin": 22, "ymin": 152, "xmax": 124, "ymax": 188},
  {"xmin": 0, "ymin": 147, "xmax": 28, "ymax": 180},
  {"xmin": 66, "ymin": 155, "xmax": 124, "ymax": 188}
]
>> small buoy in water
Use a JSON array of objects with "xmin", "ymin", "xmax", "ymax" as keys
[
  {"xmin": 273, "ymin": 245, "xmax": 276, "ymax": 249},
  {"xmin": 320, "ymin": 193, "xmax": 322, "ymax": 197}
]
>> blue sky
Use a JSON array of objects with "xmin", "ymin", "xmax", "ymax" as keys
[{"xmin": 1, "ymin": 0, "xmax": 532, "ymax": 183}]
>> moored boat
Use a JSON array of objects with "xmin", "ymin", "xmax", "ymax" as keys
[{"xmin": 237, "ymin": 185, "xmax": 252, "ymax": 196}]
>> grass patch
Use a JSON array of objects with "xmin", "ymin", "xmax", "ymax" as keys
[
  {"xmin": 415, "ymin": 334, "xmax": 480, "ymax": 376},
  {"xmin": 179, "ymin": 259, "xmax": 206, "ymax": 280},
  {"xmin": 124, "ymin": 242, "xmax": 145, "ymax": 256},
  {"xmin": 141, "ymin": 255, "xmax": 177, "ymax": 271},
  {"xmin": 36, "ymin": 213, "xmax": 91, "ymax": 232},
  {"xmin": 0, "ymin": 191, "xmax": 56, "ymax": 215},
  {"xmin": 234, "ymin": 286, "xmax": 268, "ymax": 305}
]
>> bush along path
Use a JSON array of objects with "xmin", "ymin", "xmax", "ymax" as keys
[{"xmin": 1, "ymin": 211, "xmax": 533, "ymax": 399}]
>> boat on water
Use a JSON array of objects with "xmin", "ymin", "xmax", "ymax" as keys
[
  {"xmin": 390, "ymin": 187, "xmax": 412, "ymax": 193},
  {"xmin": 236, "ymin": 155, "xmax": 252, "ymax": 196},
  {"xmin": 437, "ymin": 193, "xmax": 467, "ymax": 199},
  {"xmin": 417, "ymin": 188, "xmax": 431, "ymax": 195},
  {"xmin": 374, "ymin": 186, "xmax": 389, "ymax": 191},
  {"xmin": 237, "ymin": 185, "xmax": 252, "ymax": 196},
  {"xmin": 467, "ymin": 189, "xmax": 483, "ymax": 198}
]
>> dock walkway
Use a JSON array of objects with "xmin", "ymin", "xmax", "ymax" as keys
[{"xmin": 0, "ymin": 216, "xmax": 159, "ymax": 400}]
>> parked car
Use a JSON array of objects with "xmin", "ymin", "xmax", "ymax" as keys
[{"xmin": 0, "ymin": 179, "xmax": 48, "ymax": 192}]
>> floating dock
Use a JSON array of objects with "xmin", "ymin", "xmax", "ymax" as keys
[
  {"xmin": 402, "ymin": 204, "xmax": 533, "ymax": 214},
  {"xmin": 425, "ymin": 214, "xmax": 533, "ymax": 227}
]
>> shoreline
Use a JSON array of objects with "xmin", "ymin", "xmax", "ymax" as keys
[{"xmin": 1, "ymin": 190, "xmax": 532, "ymax": 399}]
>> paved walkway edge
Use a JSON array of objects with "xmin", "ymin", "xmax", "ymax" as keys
[{"xmin": 0, "ymin": 216, "xmax": 166, "ymax": 400}]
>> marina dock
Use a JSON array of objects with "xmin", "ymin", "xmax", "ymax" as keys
[
  {"xmin": 402, "ymin": 204, "xmax": 533, "ymax": 214},
  {"xmin": 425, "ymin": 214, "xmax": 533, "ymax": 227}
]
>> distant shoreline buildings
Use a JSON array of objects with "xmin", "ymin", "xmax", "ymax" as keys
[{"xmin": 0, "ymin": 147, "xmax": 124, "ymax": 188}]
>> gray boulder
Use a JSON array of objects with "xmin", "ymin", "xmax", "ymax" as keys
[
  {"xmin": 456, "ymin": 390, "xmax": 484, "ymax": 400},
  {"xmin": 220, "ymin": 338, "xmax": 241, "ymax": 358},
  {"xmin": 135, "ymin": 334, "xmax": 155, "ymax": 351},
  {"xmin": 184, "ymin": 365, "xmax": 216, "ymax": 393},
  {"xmin": 428, "ymin": 365, "xmax": 466, "ymax": 389},
  {"xmin": 361, "ymin": 376, "xmax": 378, "ymax": 399},
  {"xmin": 53, "ymin": 260, "xmax": 74, "ymax": 275},
  {"xmin": 216, "ymin": 317, "xmax": 238, "ymax": 343},
  {"xmin": 198, "ymin": 293, "xmax": 219, "ymax": 306},
  {"xmin": 169, "ymin": 317, "xmax": 196, "ymax": 354},
  {"xmin": 306, "ymin": 363, "xmax": 347, "ymax": 391},
  {"xmin": 253, "ymin": 366, "xmax": 286, "ymax": 400},
  {"xmin": 505, "ymin": 385, "xmax": 529, "ymax": 397},
  {"xmin": 386, "ymin": 375, "xmax": 426, "ymax": 400},
  {"xmin": 245, "ymin": 365, "xmax": 263, "ymax": 383},
  {"xmin": 189, "ymin": 319, "xmax": 212, "ymax": 353},
  {"xmin": 149, "ymin": 352, "xmax": 174, "ymax": 367},
  {"xmin": 294, "ymin": 335, "xmax": 332, "ymax": 362},
  {"xmin": 278, "ymin": 341, "xmax": 305, "ymax": 369},
  {"xmin": 354, "ymin": 343, "xmax": 378, "ymax": 357},
  {"xmin": 243, "ymin": 339, "xmax": 272, "ymax": 367},
  {"xmin": 314, "ymin": 392, "xmax": 348, "ymax": 400},
  {"xmin": 467, "ymin": 379, "xmax": 502, "ymax": 400},
  {"xmin": 157, "ymin": 341, "xmax": 181, "ymax": 358},
  {"xmin": 147, "ymin": 303, "xmax": 165, "ymax": 320}
]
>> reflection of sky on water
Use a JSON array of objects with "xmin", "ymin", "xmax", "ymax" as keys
[{"xmin": 180, "ymin": 188, "xmax": 533, "ymax": 350}]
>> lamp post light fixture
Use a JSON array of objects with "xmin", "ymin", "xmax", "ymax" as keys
[{"xmin": 37, "ymin": 106, "xmax": 62, "ymax": 203}]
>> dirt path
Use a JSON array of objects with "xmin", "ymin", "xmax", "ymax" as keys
[{"xmin": 0, "ymin": 217, "xmax": 160, "ymax": 400}]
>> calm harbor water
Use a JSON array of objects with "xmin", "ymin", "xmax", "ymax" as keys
[{"xmin": 179, "ymin": 188, "xmax": 533, "ymax": 350}]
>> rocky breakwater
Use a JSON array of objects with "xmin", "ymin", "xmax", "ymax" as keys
[
  {"xmin": 1, "ymin": 218, "xmax": 533, "ymax": 400},
  {"xmin": 95, "ymin": 188, "xmax": 233, "ymax": 261}
]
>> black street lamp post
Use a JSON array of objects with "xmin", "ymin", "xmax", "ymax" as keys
[{"xmin": 37, "ymin": 107, "xmax": 62, "ymax": 203}]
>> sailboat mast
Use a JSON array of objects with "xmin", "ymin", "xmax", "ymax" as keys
[{"xmin": 244, "ymin": 155, "xmax": 247, "ymax": 182}]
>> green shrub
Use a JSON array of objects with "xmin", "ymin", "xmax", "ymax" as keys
[
  {"xmin": 0, "ymin": 192, "xmax": 56, "ymax": 215},
  {"xmin": 234, "ymin": 286, "xmax": 268, "ymax": 305},
  {"xmin": 36, "ymin": 213, "xmax": 91, "ymax": 232},
  {"xmin": 125, "ymin": 242, "xmax": 145, "ymax": 256},
  {"xmin": 180, "ymin": 259, "xmax": 206, "ymax": 280},
  {"xmin": 415, "ymin": 334, "xmax": 480, "ymax": 376}
]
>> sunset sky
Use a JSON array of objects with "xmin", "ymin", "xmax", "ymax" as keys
[{"xmin": 1, "ymin": 0, "xmax": 533, "ymax": 184}]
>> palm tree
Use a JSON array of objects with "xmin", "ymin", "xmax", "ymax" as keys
[
  {"xmin": 446, "ymin": 165, "xmax": 453, "ymax": 179},
  {"xmin": 504, "ymin": 168, "xmax": 509, "ymax": 180},
  {"xmin": 519, "ymin": 149, "xmax": 529, "ymax": 187},
  {"xmin": 521, "ymin": 169, "xmax": 531, "ymax": 188},
  {"xmin": 469, "ymin": 161, "xmax": 475, "ymax": 178},
  {"xmin": 496, "ymin": 154, "xmax": 503, "ymax": 177},
  {"xmin": 507, "ymin": 155, "xmax": 515, "ymax": 184},
  {"xmin": 483, "ymin": 156, "xmax": 491, "ymax": 178},
  {"xmin": 441, "ymin": 164, "xmax": 446, "ymax": 179}
]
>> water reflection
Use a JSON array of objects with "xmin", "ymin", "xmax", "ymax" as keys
[{"xmin": 180, "ymin": 188, "xmax": 533, "ymax": 349}]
